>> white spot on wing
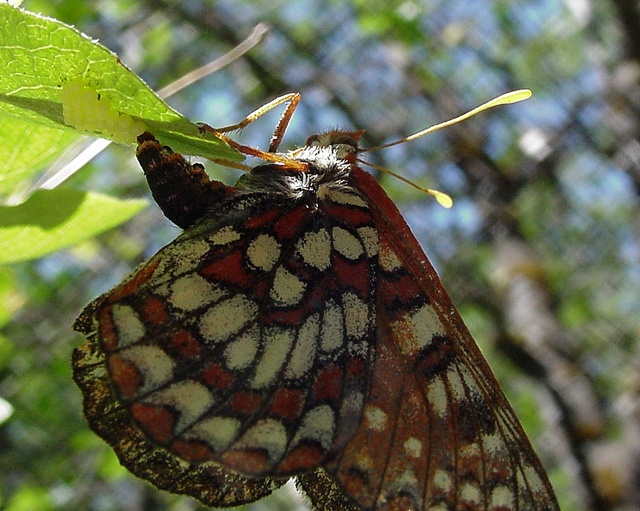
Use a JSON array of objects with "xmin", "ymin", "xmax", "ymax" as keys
[
  {"xmin": 404, "ymin": 437, "xmax": 423, "ymax": 458},
  {"xmin": 252, "ymin": 327, "xmax": 294, "ymax": 388},
  {"xmin": 160, "ymin": 238, "xmax": 211, "ymax": 278},
  {"xmin": 185, "ymin": 416, "xmax": 240, "ymax": 452},
  {"xmin": 146, "ymin": 380, "xmax": 214, "ymax": 433},
  {"xmin": 224, "ymin": 326, "xmax": 260, "ymax": 370},
  {"xmin": 292, "ymin": 404, "xmax": 335, "ymax": 449},
  {"xmin": 364, "ymin": 406, "xmax": 387, "ymax": 431},
  {"xmin": 270, "ymin": 266, "xmax": 306, "ymax": 306},
  {"xmin": 199, "ymin": 295, "xmax": 258, "ymax": 343},
  {"xmin": 460, "ymin": 482, "xmax": 481, "ymax": 505},
  {"xmin": 325, "ymin": 188, "xmax": 368, "ymax": 207},
  {"xmin": 379, "ymin": 243, "xmax": 402, "ymax": 271},
  {"xmin": 427, "ymin": 377, "xmax": 449, "ymax": 418},
  {"xmin": 111, "ymin": 304, "xmax": 145, "ymax": 347},
  {"xmin": 116, "ymin": 344, "xmax": 175, "ymax": 394},
  {"xmin": 433, "ymin": 469, "xmax": 453, "ymax": 493},
  {"xmin": 247, "ymin": 234, "xmax": 280, "ymax": 271},
  {"xmin": 523, "ymin": 464, "xmax": 545, "ymax": 494},
  {"xmin": 332, "ymin": 226, "xmax": 363, "ymax": 260},
  {"xmin": 297, "ymin": 229, "xmax": 331, "ymax": 270},
  {"xmin": 446, "ymin": 367, "xmax": 465, "ymax": 403},
  {"xmin": 208, "ymin": 226, "xmax": 241, "ymax": 246},
  {"xmin": 236, "ymin": 418, "xmax": 288, "ymax": 461},
  {"xmin": 490, "ymin": 485, "xmax": 514, "ymax": 509},
  {"xmin": 389, "ymin": 470, "xmax": 419, "ymax": 494},
  {"xmin": 390, "ymin": 304, "xmax": 445, "ymax": 354},
  {"xmin": 482, "ymin": 431, "xmax": 506, "ymax": 456},
  {"xmin": 320, "ymin": 300, "xmax": 344, "ymax": 352},
  {"xmin": 285, "ymin": 314, "xmax": 319, "ymax": 379},
  {"xmin": 169, "ymin": 274, "xmax": 227, "ymax": 310},
  {"xmin": 342, "ymin": 291, "xmax": 369, "ymax": 340},
  {"xmin": 357, "ymin": 226, "xmax": 379, "ymax": 257}
]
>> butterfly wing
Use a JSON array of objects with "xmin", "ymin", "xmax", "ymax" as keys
[
  {"xmin": 74, "ymin": 132, "xmax": 559, "ymax": 510},
  {"xmin": 72, "ymin": 326, "xmax": 286, "ymax": 507},
  {"xmin": 72, "ymin": 162, "xmax": 380, "ymax": 500},
  {"xmin": 299, "ymin": 166, "xmax": 560, "ymax": 511}
]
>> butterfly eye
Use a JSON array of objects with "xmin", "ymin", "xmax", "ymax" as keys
[
  {"xmin": 304, "ymin": 133, "xmax": 359, "ymax": 161},
  {"xmin": 330, "ymin": 135, "xmax": 359, "ymax": 151},
  {"xmin": 305, "ymin": 133, "xmax": 322, "ymax": 146},
  {"xmin": 304, "ymin": 133, "xmax": 359, "ymax": 152}
]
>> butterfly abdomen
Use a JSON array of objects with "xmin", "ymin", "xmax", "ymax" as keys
[{"xmin": 136, "ymin": 132, "xmax": 232, "ymax": 229}]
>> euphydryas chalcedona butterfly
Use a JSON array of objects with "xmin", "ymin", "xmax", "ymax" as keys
[{"xmin": 72, "ymin": 91, "xmax": 560, "ymax": 511}]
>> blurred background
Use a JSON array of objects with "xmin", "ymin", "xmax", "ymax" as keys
[{"xmin": 1, "ymin": 0, "xmax": 640, "ymax": 510}]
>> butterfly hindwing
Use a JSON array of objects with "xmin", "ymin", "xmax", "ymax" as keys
[
  {"xmin": 72, "ymin": 320, "xmax": 287, "ymax": 507},
  {"xmin": 73, "ymin": 149, "xmax": 378, "ymax": 482}
]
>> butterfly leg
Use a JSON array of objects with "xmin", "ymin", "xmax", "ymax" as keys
[{"xmin": 198, "ymin": 93, "xmax": 302, "ymax": 154}]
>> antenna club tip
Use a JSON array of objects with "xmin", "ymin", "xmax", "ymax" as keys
[
  {"xmin": 428, "ymin": 189, "xmax": 453, "ymax": 208},
  {"xmin": 504, "ymin": 89, "xmax": 532, "ymax": 104}
]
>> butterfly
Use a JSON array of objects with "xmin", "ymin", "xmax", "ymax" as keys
[{"xmin": 72, "ymin": 92, "xmax": 560, "ymax": 510}]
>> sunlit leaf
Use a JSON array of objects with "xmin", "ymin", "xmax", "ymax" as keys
[
  {"xmin": 0, "ymin": 188, "xmax": 147, "ymax": 263},
  {"xmin": 0, "ymin": 4, "xmax": 241, "ymax": 196}
]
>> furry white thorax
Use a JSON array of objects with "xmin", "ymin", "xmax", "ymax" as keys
[
  {"xmin": 287, "ymin": 144, "xmax": 352, "ymax": 174},
  {"xmin": 238, "ymin": 144, "xmax": 354, "ymax": 201}
]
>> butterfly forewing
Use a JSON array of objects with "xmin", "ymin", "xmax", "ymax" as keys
[{"xmin": 318, "ymin": 166, "xmax": 559, "ymax": 510}]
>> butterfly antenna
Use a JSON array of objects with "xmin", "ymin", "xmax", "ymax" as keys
[
  {"xmin": 358, "ymin": 89, "xmax": 531, "ymax": 208},
  {"xmin": 357, "ymin": 157, "xmax": 453, "ymax": 208},
  {"xmin": 362, "ymin": 89, "xmax": 532, "ymax": 153}
]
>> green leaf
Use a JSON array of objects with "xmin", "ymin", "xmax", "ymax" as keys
[
  {"xmin": 0, "ymin": 4, "xmax": 241, "ymax": 196},
  {"xmin": 0, "ymin": 121, "xmax": 78, "ymax": 196},
  {"xmin": 0, "ymin": 188, "xmax": 147, "ymax": 263},
  {"xmin": 4, "ymin": 484, "xmax": 55, "ymax": 511}
]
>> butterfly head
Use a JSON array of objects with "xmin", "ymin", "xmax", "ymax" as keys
[
  {"xmin": 234, "ymin": 130, "xmax": 365, "ymax": 201},
  {"xmin": 303, "ymin": 129, "xmax": 366, "ymax": 160}
]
